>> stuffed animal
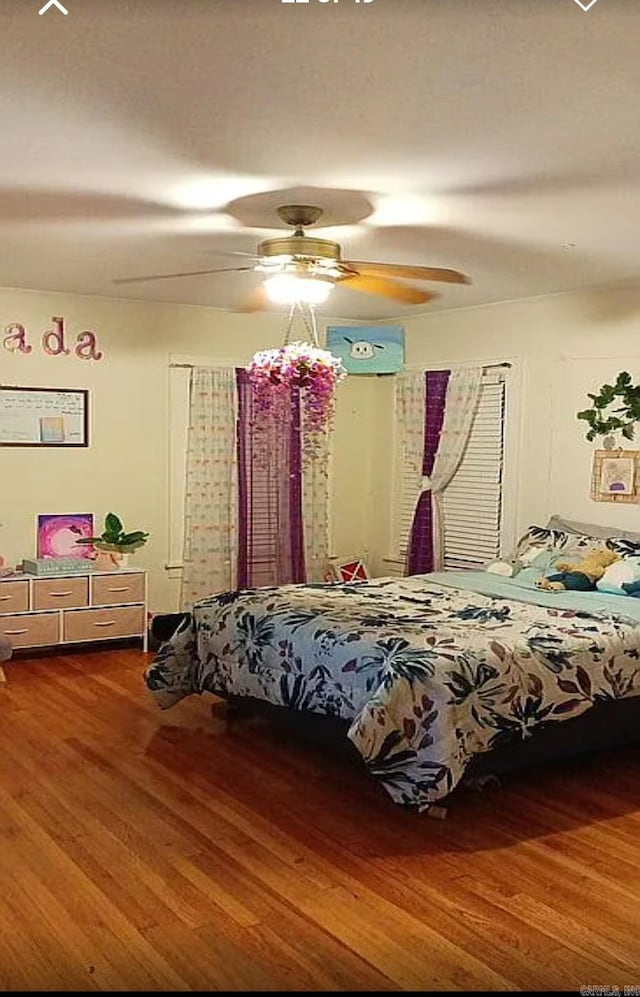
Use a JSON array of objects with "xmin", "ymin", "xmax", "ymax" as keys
[
  {"xmin": 486, "ymin": 544, "xmax": 546, "ymax": 577},
  {"xmin": 486, "ymin": 558, "xmax": 522, "ymax": 577},
  {"xmin": 536, "ymin": 549, "xmax": 620, "ymax": 592}
]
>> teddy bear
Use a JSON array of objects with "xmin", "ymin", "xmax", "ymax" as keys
[{"xmin": 536, "ymin": 548, "xmax": 620, "ymax": 592}]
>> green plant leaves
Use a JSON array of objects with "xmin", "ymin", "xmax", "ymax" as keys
[
  {"xmin": 577, "ymin": 372, "xmax": 639, "ymax": 442},
  {"xmin": 105, "ymin": 512, "xmax": 123, "ymax": 538},
  {"xmin": 73, "ymin": 513, "xmax": 148, "ymax": 552}
]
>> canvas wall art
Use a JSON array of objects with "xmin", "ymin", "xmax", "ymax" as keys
[
  {"xmin": 37, "ymin": 513, "xmax": 95, "ymax": 559},
  {"xmin": 326, "ymin": 326, "xmax": 405, "ymax": 374}
]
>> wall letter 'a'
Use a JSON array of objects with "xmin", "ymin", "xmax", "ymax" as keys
[
  {"xmin": 75, "ymin": 331, "xmax": 103, "ymax": 361},
  {"xmin": 3, "ymin": 323, "xmax": 32, "ymax": 354}
]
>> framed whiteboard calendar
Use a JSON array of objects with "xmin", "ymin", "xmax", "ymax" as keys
[{"xmin": 0, "ymin": 386, "xmax": 89, "ymax": 447}]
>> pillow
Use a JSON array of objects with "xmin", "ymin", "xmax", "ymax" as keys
[
  {"xmin": 515, "ymin": 525, "xmax": 571, "ymax": 560},
  {"xmin": 606, "ymin": 537, "xmax": 640, "ymax": 559},
  {"xmin": 596, "ymin": 557, "xmax": 640, "ymax": 595},
  {"xmin": 517, "ymin": 523, "xmax": 640, "ymax": 563},
  {"xmin": 547, "ymin": 515, "xmax": 640, "ymax": 544},
  {"xmin": 515, "ymin": 525, "xmax": 604, "ymax": 561},
  {"xmin": 511, "ymin": 550, "xmax": 559, "ymax": 589}
]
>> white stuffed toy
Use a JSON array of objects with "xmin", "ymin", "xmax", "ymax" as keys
[{"xmin": 485, "ymin": 545, "xmax": 545, "ymax": 577}]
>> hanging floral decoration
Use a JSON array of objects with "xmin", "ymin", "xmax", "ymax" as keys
[{"xmin": 247, "ymin": 341, "xmax": 347, "ymax": 461}]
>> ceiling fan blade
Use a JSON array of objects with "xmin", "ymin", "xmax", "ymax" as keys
[
  {"xmin": 113, "ymin": 266, "xmax": 255, "ymax": 285},
  {"xmin": 236, "ymin": 284, "xmax": 272, "ymax": 313},
  {"xmin": 338, "ymin": 273, "xmax": 436, "ymax": 305},
  {"xmin": 343, "ymin": 261, "xmax": 470, "ymax": 284}
]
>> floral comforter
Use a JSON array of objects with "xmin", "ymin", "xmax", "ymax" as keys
[{"xmin": 144, "ymin": 574, "xmax": 640, "ymax": 811}]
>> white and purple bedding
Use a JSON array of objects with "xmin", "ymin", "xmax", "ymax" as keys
[{"xmin": 145, "ymin": 572, "xmax": 640, "ymax": 811}]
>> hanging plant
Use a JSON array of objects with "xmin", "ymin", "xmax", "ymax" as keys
[
  {"xmin": 247, "ymin": 341, "xmax": 347, "ymax": 463},
  {"xmin": 577, "ymin": 371, "xmax": 640, "ymax": 443}
]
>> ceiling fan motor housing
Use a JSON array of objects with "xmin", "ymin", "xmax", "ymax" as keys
[{"xmin": 258, "ymin": 235, "xmax": 342, "ymax": 263}]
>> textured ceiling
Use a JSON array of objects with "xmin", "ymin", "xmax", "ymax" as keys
[{"xmin": 0, "ymin": 0, "xmax": 639, "ymax": 320}]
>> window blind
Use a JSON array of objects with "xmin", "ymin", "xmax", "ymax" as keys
[{"xmin": 397, "ymin": 371, "xmax": 506, "ymax": 570}]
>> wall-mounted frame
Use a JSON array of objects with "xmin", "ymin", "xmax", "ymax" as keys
[
  {"xmin": 591, "ymin": 448, "xmax": 640, "ymax": 504},
  {"xmin": 0, "ymin": 386, "xmax": 89, "ymax": 447},
  {"xmin": 326, "ymin": 326, "xmax": 405, "ymax": 374}
]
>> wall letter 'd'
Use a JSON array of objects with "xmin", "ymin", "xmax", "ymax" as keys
[{"xmin": 42, "ymin": 316, "xmax": 70, "ymax": 356}]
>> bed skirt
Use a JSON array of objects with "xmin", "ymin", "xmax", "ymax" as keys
[{"xmin": 222, "ymin": 691, "xmax": 640, "ymax": 781}]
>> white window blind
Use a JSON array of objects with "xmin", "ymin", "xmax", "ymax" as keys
[
  {"xmin": 397, "ymin": 371, "xmax": 506, "ymax": 571},
  {"xmin": 442, "ymin": 373, "xmax": 505, "ymax": 569}
]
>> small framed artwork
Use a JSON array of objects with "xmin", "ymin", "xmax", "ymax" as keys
[
  {"xmin": 37, "ymin": 514, "xmax": 95, "ymax": 559},
  {"xmin": 0, "ymin": 386, "xmax": 89, "ymax": 447},
  {"xmin": 591, "ymin": 450, "xmax": 640, "ymax": 504},
  {"xmin": 330, "ymin": 558, "xmax": 370, "ymax": 583},
  {"xmin": 325, "ymin": 326, "xmax": 405, "ymax": 375}
]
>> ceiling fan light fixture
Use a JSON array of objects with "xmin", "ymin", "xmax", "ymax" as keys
[{"xmin": 264, "ymin": 274, "xmax": 333, "ymax": 305}]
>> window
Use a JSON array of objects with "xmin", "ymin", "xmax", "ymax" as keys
[{"xmin": 395, "ymin": 368, "xmax": 507, "ymax": 571}]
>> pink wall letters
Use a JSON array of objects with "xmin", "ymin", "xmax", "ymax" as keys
[{"xmin": 3, "ymin": 316, "xmax": 103, "ymax": 361}]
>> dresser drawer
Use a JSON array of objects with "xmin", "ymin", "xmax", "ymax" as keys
[
  {"xmin": 91, "ymin": 572, "xmax": 145, "ymax": 606},
  {"xmin": 1, "ymin": 613, "xmax": 59, "ymax": 648},
  {"xmin": 0, "ymin": 580, "xmax": 29, "ymax": 615},
  {"xmin": 33, "ymin": 576, "xmax": 88, "ymax": 611},
  {"xmin": 63, "ymin": 605, "xmax": 145, "ymax": 643}
]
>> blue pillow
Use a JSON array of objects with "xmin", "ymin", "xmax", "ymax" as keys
[
  {"xmin": 512, "ymin": 550, "xmax": 558, "ymax": 589},
  {"xmin": 596, "ymin": 557, "xmax": 640, "ymax": 595}
]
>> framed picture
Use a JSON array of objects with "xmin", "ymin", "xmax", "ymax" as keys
[
  {"xmin": 591, "ymin": 449, "xmax": 640, "ymax": 504},
  {"xmin": 37, "ymin": 514, "xmax": 95, "ymax": 559},
  {"xmin": 0, "ymin": 386, "xmax": 89, "ymax": 447},
  {"xmin": 325, "ymin": 326, "xmax": 405, "ymax": 375}
]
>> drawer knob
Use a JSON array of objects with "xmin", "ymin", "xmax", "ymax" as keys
[
  {"xmin": 0, "ymin": 596, "xmax": 12, "ymax": 602},
  {"xmin": 49, "ymin": 591, "xmax": 74, "ymax": 597},
  {"xmin": 107, "ymin": 586, "xmax": 129, "ymax": 593},
  {"xmin": 93, "ymin": 620, "xmax": 116, "ymax": 627},
  {"xmin": 4, "ymin": 628, "xmax": 28, "ymax": 635}
]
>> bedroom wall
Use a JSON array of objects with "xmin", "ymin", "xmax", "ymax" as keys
[
  {"xmin": 367, "ymin": 280, "xmax": 640, "ymax": 574},
  {"xmin": 0, "ymin": 286, "xmax": 374, "ymax": 612}
]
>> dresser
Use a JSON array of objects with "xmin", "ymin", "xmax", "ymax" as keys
[{"xmin": 0, "ymin": 569, "xmax": 148, "ymax": 652}]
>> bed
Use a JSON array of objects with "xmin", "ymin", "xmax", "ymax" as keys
[{"xmin": 144, "ymin": 566, "xmax": 640, "ymax": 813}]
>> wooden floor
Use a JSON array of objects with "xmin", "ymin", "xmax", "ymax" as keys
[{"xmin": 1, "ymin": 650, "xmax": 640, "ymax": 991}]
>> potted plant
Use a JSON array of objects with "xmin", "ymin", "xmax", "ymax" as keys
[{"xmin": 76, "ymin": 513, "xmax": 149, "ymax": 570}]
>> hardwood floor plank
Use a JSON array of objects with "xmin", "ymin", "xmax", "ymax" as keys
[{"xmin": 2, "ymin": 648, "xmax": 640, "ymax": 991}]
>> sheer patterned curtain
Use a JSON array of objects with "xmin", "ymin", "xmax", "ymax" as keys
[
  {"xmin": 302, "ymin": 425, "xmax": 331, "ymax": 583},
  {"xmin": 236, "ymin": 369, "xmax": 306, "ymax": 588},
  {"xmin": 429, "ymin": 367, "xmax": 482, "ymax": 569},
  {"xmin": 180, "ymin": 367, "xmax": 238, "ymax": 610},
  {"xmin": 407, "ymin": 367, "xmax": 482, "ymax": 574},
  {"xmin": 397, "ymin": 371, "xmax": 427, "ymax": 565}
]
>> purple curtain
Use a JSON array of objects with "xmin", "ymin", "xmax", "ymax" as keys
[
  {"xmin": 406, "ymin": 370, "xmax": 450, "ymax": 576},
  {"xmin": 236, "ymin": 368, "xmax": 306, "ymax": 588}
]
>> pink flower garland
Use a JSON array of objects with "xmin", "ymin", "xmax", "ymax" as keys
[{"xmin": 247, "ymin": 341, "xmax": 346, "ymax": 461}]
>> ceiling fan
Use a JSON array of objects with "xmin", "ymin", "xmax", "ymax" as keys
[{"xmin": 114, "ymin": 204, "xmax": 471, "ymax": 310}]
